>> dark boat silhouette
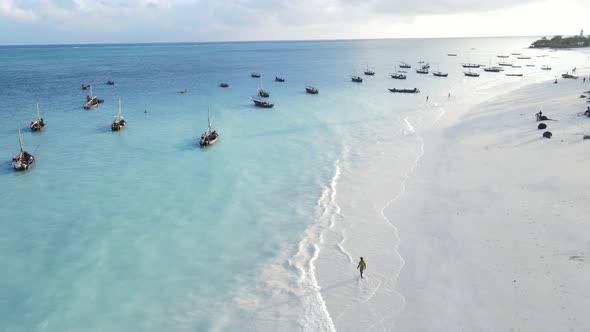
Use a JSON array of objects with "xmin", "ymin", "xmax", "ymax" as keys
[
  {"xmin": 388, "ymin": 88, "xmax": 420, "ymax": 93},
  {"xmin": 252, "ymin": 98, "xmax": 274, "ymax": 108},
  {"xmin": 12, "ymin": 127, "xmax": 34, "ymax": 171},
  {"xmin": 305, "ymin": 86, "xmax": 319, "ymax": 94},
  {"xmin": 30, "ymin": 103, "xmax": 46, "ymax": 132}
]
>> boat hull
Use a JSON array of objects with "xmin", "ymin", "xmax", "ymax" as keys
[{"xmin": 388, "ymin": 88, "xmax": 420, "ymax": 93}]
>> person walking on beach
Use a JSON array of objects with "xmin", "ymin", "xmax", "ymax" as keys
[
  {"xmin": 357, "ymin": 257, "xmax": 366, "ymax": 279},
  {"xmin": 426, "ymin": 96, "xmax": 429, "ymax": 102}
]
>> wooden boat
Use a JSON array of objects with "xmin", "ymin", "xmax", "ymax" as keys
[
  {"xmin": 199, "ymin": 110, "xmax": 219, "ymax": 147},
  {"xmin": 252, "ymin": 98, "xmax": 274, "ymax": 108},
  {"xmin": 526, "ymin": 64, "xmax": 535, "ymax": 67},
  {"xmin": 447, "ymin": 53, "xmax": 457, "ymax": 56},
  {"xmin": 561, "ymin": 73, "xmax": 578, "ymax": 79},
  {"xmin": 275, "ymin": 76, "xmax": 285, "ymax": 82},
  {"xmin": 351, "ymin": 75, "xmax": 363, "ymax": 82},
  {"xmin": 420, "ymin": 63, "xmax": 430, "ymax": 69},
  {"xmin": 257, "ymin": 81, "xmax": 270, "ymax": 98},
  {"xmin": 12, "ymin": 127, "xmax": 34, "ymax": 171},
  {"xmin": 305, "ymin": 86, "xmax": 319, "ymax": 94},
  {"xmin": 180, "ymin": 89, "xmax": 188, "ymax": 94},
  {"xmin": 81, "ymin": 84, "xmax": 91, "ymax": 90},
  {"xmin": 399, "ymin": 62, "xmax": 411, "ymax": 69},
  {"xmin": 498, "ymin": 61, "xmax": 513, "ymax": 66},
  {"xmin": 512, "ymin": 65, "xmax": 522, "ymax": 68},
  {"xmin": 541, "ymin": 65, "xmax": 552, "ymax": 70},
  {"xmin": 388, "ymin": 88, "xmax": 420, "ymax": 94},
  {"xmin": 461, "ymin": 63, "xmax": 481, "ymax": 68},
  {"xmin": 464, "ymin": 70, "xmax": 480, "ymax": 77},
  {"xmin": 432, "ymin": 65, "xmax": 447, "ymax": 77},
  {"xmin": 364, "ymin": 64, "xmax": 375, "ymax": 76},
  {"xmin": 416, "ymin": 68, "xmax": 429, "ymax": 74},
  {"xmin": 251, "ymin": 72, "xmax": 261, "ymax": 78},
  {"xmin": 505, "ymin": 73, "xmax": 524, "ymax": 77},
  {"xmin": 390, "ymin": 72, "xmax": 407, "ymax": 79},
  {"xmin": 84, "ymin": 86, "xmax": 104, "ymax": 110},
  {"xmin": 484, "ymin": 66, "xmax": 503, "ymax": 72},
  {"xmin": 497, "ymin": 55, "xmax": 510, "ymax": 58},
  {"xmin": 30, "ymin": 103, "xmax": 46, "ymax": 132},
  {"xmin": 219, "ymin": 83, "xmax": 229, "ymax": 88},
  {"xmin": 106, "ymin": 80, "xmax": 115, "ymax": 85},
  {"xmin": 517, "ymin": 56, "xmax": 531, "ymax": 59},
  {"xmin": 111, "ymin": 98, "xmax": 126, "ymax": 131}
]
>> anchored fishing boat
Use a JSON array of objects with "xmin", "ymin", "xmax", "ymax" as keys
[
  {"xmin": 81, "ymin": 84, "xmax": 91, "ymax": 90},
  {"xmin": 199, "ymin": 110, "xmax": 219, "ymax": 147},
  {"xmin": 416, "ymin": 67, "xmax": 429, "ymax": 74},
  {"xmin": 219, "ymin": 83, "xmax": 229, "ymax": 88},
  {"xmin": 12, "ymin": 127, "xmax": 34, "ymax": 171},
  {"xmin": 497, "ymin": 54, "xmax": 510, "ymax": 58},
  {"xmin": 484, "ymin": 66, "xmax": 503, "ymax": 72},
  {"xmin": 305, "ymin": 86, "xmax": 319, "ymax": 94},
  {"xmin": 257, "ymin": 80, "xmax": 270, "ymax": 98},
  {"xmin": 505, "ymin": 73, "xmax": 524, "ymax": 77},
  {"xmin": 351, "ymin": 75, "xmax": 363, "ymax": 82},
  {"xmin": 498, "ymin": 61, "xmax": 513, "ymax": 66},
  {"xmin": 30, "ymin": 103, "xmax": 46, "ymax": 132},
  {"xmin": 461, "ymin": 63, "xmax": 481, "ymax": 68},
  {"xmin": 251, "ymin": 72, "xmax": 261, "ymax": 78},
  {"xmin": 464, "ymin": 70, "xmax": 480, "ymax": 77},
  {"xmin": 106, "ymin": 80, "xmax": 115, "ymax": 85},
  {"xmin": 180, "ymin": 89, "xmax": 188, "ymax": 94},
  {"xmin": 111, "ymin": 98, "xmax": 126, "ymax": 131},
  {"xmin": 252, "ymin": 98, "xmax": 274, "ymax": 108},
  {"xmin": 399, "ymin": 62, "xmax": 411, "ymax": 69},
  {"xmin": 432, "ymin": 65, "xmax": 448, "ymax": 77},
  {"xmin": 364, "ymin": 63, "xmax": 375, "ymax": 76},
  {"xmin": 388, "ymin": 88, "xmax": 420, "ymax": 93},
  {"xmin": 275, "ymin": 76, "xmax": 285, "ymax": 82},
  {"xmin": 84, "ymin": 86, "xmax": 104, "ymax": 110},
  {"xmin": 447, "ymin": 53, "xmax": 457, "ymax": 56},
  {"xmin": 541, "ymin": 65, "xmax": 552, "ymax": 70}
]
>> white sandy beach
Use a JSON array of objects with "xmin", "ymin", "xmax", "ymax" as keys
[{"xmin": 391, "ymin": 73, "xmax": 590, "ymax": 331}]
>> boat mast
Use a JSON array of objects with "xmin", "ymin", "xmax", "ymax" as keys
[
  {"xmin": 118, "ymin": 97, "xmax": 122, "ymax": 121},
  {"xmin": 36, "ymin": 103, "xmax": 41, "ymax": 121},
  {"xmin": 17, "ymin": 126, "xmax": 24, "ymax": 153},
  {"xmin": 90, "ymin": 85, "xmax": 93, "ymax": 98},
  {"xmin": 207, "ymin": 109, "xmax": 212, "ymax": 135}
]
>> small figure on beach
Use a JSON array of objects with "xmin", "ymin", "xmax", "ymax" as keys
[
  {"xmin": 536, "ymin": 111, "xmax": 543, "ymax": 121},
  {"xmin": 554, "ymin": 77, "xmax": 558, "ymax": 84},
  {"xmin": 357, "ymin": 257, "xmax": 366, "ymax": 279},
  {"xmin": 584, "ymin": 77, "xmax": 586, "ymax": 83},
  {"xmin": 585, "ymin": 106, "xmax": 590, "ymax": 116},
  {"xmin": 426, "ymin": 96, "xmax": 429, "ymax": 102},
  {"xmin": 448, "ymin": 92, "xmax": 451, "ymax": 99}
]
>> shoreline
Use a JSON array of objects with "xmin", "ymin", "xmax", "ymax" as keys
[{"xmin": 389, "ymin": 71, "xmax": 590, "ymax": 330}]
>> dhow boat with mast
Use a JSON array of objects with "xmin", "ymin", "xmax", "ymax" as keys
[
  {"xmin": 12, "ymin": 127, "xmax": 35, "ymax": 171},
  {"xmin": 199, "ymin": 110, "xmax": 219, "ymax": 147},
  {"xmin": 111, "ymin": 98, "xmax": 126, "ymax": 131},
  {"xmin": 30, "ymin": 103, "xmax": 46, "ymax": 132}
]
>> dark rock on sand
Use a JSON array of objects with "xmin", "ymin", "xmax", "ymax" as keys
[
  {"xmin": 543, "ymin": 131, "xmax": 553, "ymax": 139},
  {"xmin": 538, "ymin": 123, "xmax": 547, "ymax": 130}
]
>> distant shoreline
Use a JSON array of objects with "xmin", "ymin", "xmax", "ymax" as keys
[{"xmin": 0, "ymin": 35, "xmax": 540, "ymax": 48}]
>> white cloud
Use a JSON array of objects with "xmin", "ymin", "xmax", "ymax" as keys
[{"xmin": 0, "ymin": 0, "xmax": 37, "ymax": 21}]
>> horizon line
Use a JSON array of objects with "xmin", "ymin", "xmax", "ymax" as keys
[{"xmin": 0, "ymin": 35, "xmax": 546, "ymax": 48}]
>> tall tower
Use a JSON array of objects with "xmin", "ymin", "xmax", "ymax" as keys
[{"xmin": 581, "ymin": 28, "xmax": 584, "ymax": 37}]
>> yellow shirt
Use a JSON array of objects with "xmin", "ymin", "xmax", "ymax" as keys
[{"xmin": 357, "ymin": 260, "xmax": 366, "ymax": 269}]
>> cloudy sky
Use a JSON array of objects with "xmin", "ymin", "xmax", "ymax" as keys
[{"xmin": 0, "ymin": 0, "xmax": 588, "ymax": 44}]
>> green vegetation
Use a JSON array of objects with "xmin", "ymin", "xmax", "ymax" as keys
[{"xmin": 531, "ymin": 34, "xmax": 589, "ymax": 48}]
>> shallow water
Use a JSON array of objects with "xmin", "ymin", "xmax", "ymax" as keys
[{"xmin": 1, "ymin": 37, "xmax": 584, "ymax": 331}]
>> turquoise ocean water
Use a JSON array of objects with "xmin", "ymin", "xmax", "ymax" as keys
[{"xmin": 0, "ymin": 37, "xmax": 565, "ymax": 331}]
